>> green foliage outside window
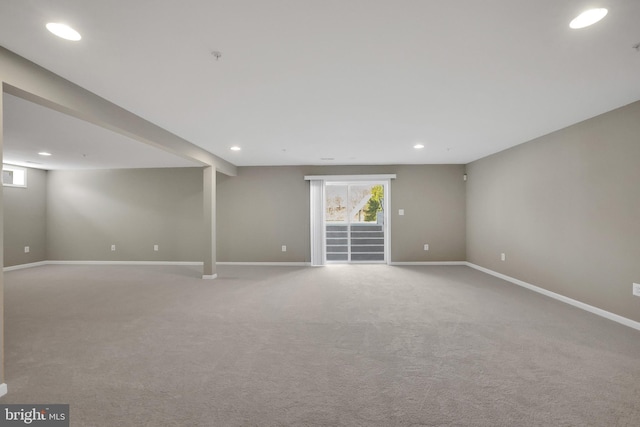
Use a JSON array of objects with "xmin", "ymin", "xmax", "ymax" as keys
[{"xmin": 364, "ymin": 185, "xmax": 384, "ymax": 222}]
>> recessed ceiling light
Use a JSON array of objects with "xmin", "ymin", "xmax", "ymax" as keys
[
  {"xmin": 230, "ymin": 146, "xmax": 241, "ymax": 151},
  {"xmin": 38, "ymin": 152, "xmax": 52, "ymax": 156},
  {"xmin": 569, "ymin": 8, "xmax": 608, "ymax": 29},
  {"xmin": 413, "ymin": 144, "xmax": 425, "ymax": 149},
  {"xmin": 46, "ymin": 23, "xmax": 82, "ymax": 41}
]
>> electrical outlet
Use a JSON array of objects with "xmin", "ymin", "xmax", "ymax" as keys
[
  {"xmin": 154, "ymin": 245, "xmax": 159, "ymax": 251},
  {"xmin": 111, "ymin": 244, "xmax": 116, "ymax": 251},
  {"xmin": 633, "ymin": 283, "xmax": 640, "ymax": 297},
  {"xmin": 501, "ymin": 253, "xmax": 506, "ymax": 261},
  {"xmin": 423, "ymin": 244, "xmax": 429, "ymax": 251},
  {"xmin": 282, "ymin": 245, "xmax": 287, "ymax": 252},
  {"xmin": 398, "ymin": 209, "xmax": 405, "ymax": 216},
  {"xmin": 24, "ymin": 246, "xmax": 30, "ymax": 253}
]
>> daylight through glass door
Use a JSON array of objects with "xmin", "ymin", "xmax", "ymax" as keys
[{"xmin": 325, "ymin": 182, "xmax": 385, "ymax": 262}]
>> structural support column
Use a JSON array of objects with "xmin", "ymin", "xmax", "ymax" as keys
[
  {"xmin": 202, "ymin": 166, "xmax": 217, "ymax": 279},
  {"xmin": 0, "ymin": 84, "xmax": 7, "ymax": 395}
]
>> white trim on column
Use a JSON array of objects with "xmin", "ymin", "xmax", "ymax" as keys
[
  {"xmin": 465, "ymin": 262, "xmax": 640, "ymax": 331},
  {"xmin": 0, "ymin": 383, "xmax": 7, "ymax": 397},
  {"xmin": 202, "ymin": 274, "xmax": 218, "ymax": 280}
]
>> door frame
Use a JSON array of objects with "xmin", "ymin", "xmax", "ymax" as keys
[
  {"xmin": 305, "ymin": 174, "xmax": 396, "ymax": 266},
  {"xmin": 325, "ymin": 180, "xmax": 389, "ymax": 264}
]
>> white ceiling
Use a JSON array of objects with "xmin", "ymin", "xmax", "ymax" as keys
[
  {"xmin": 0, "ymin": 0, "xmax": 639, "ymax": 168},
  {"xmin": 3, "ymin": 93, "xmax": 201, "ymax": 170}
]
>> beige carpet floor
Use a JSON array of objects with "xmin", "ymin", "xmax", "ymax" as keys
[{"xmin": 2, "ymin": 264, "xmax": 640, "ymax": 426}]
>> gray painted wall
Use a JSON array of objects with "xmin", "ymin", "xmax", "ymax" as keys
[
  {"xmin": 46, "ymin": 168, "xmax": 203, "ymax": 262},
  {"xmin": 217, "ymin": 165, "xmax": 466, "ymax": 262},
  {"xmin": 466, "ymin": 101, "xmax": 640, "ymax": 323},
  {"xmin": 2, "ymin": 164, "xmax": 465, "ymax": 265},
  {"xmin": 217, "ymin": 167, "xmax": 310, "ymax": 262},
  {"xmin": 3, "ymin": 167, "xmax": 47, "ymax": 266},
  {"xmin": 2, "ymin": 164, "xmax": 466, "ymax": 265},
  {"xmin": 385, "ymin": 165, "xmax": 466, "ymax": 262}
]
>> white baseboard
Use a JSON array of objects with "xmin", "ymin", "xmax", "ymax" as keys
[
  {"xmin": 216, "ymin": 262, "xmax": 310, "ymax": 266},
  {"xmin": 4, "ymin": 261, "xmax": 204, "ymax": 272},
  {"xmin": 465, "ymin": 262, "xmax": 640, "ymax": 332},
  {"xmin": 202, "ymin": 274, "xmax": 218, "ymax": 280},
  {"xmin": 0, "ymin": 383, "xmax": 7, "ymax": 397},
  {"xmin": 4, "ymin": 260, "xmax": 309, "ymax": 273},
  {"xmin": 390, "ymin": 261, "xmax": 467, "ymax": 266},
  {"xmin": 46, "ymin": 261, "xmax": 204, "ymax": 266},
  {"xmin": 3, "ymin": 261, "xmax": 48, "ymax": 272}
]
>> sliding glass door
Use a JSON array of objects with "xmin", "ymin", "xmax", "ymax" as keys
[{"xmin": 325, "ymin": 182, "xmax": 386, "ymax": 263}]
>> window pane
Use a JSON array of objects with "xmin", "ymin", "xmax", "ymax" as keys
[
  {"xmin": 325, "ymin": 185, "xmax": 348, "ymax": 223},
  {"xmin": 2, "ymin": 165, "xmax": 27, "ymax": 187}
]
